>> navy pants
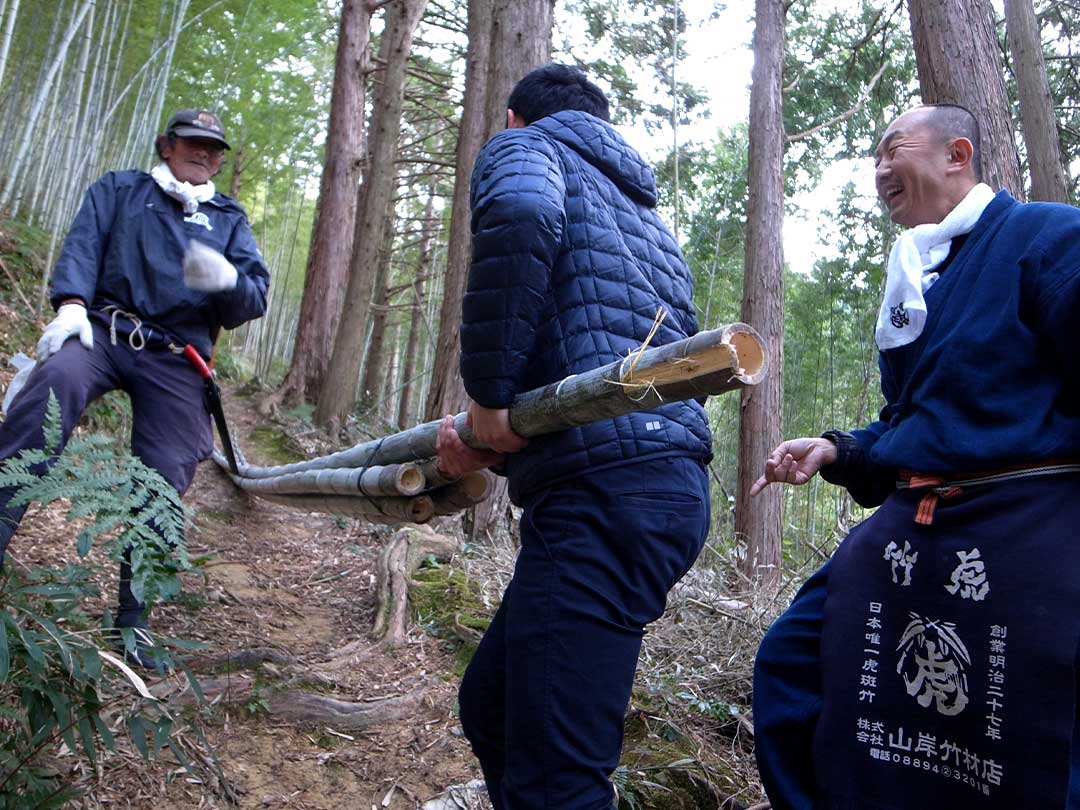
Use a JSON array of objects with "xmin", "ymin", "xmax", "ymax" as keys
[
  {"xmin": 459, "ymin": 456, "xmax": 710, "ymax": 810},
  {"xmin": 754, "ymin": 479, "xmax": 1080, "ymax": 809},
  {"xmin": 753, "ymin": 561, "xmax": 830, "ymax": 810},
  {"xmin": 0, "ymin": 322, "xmax": 213, "ymax": 618}
]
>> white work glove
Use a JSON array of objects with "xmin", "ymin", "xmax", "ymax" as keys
[
  {"xmin": 183, "ymin": 240, "xmax": 238, "ymax": 292},
  {"xmin": 36, "ymin": 303, "xmax": 93, "ymax": 362}
]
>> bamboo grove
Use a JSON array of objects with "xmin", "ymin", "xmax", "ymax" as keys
[{"xmin": 3, "ymin": 0, "xmax": 1080, "ymax": 572}]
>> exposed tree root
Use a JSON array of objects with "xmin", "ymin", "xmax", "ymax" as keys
[
  {"xmin": 161, "ymin": 673, "xmax": 428, "ymax": 730},
  {"xmin": 187, "ymin": 646, "xmax": 301, "ymax": 673},
  {"xmin": 372, "ymin": 524, "xmax": 462, "ymax": 646}
]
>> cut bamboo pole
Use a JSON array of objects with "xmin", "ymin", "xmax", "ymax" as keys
[
  {"xmin": 217, "ymin": 322, "xmax": 766, "ymax": 481},
  {"xmin": 414, "ymin": 457, "xmax": 457, "ymax": 490},
  {"xmin": 223, "ymin": 463, "xmax": 424, "ymax": 497},
  {"xmin": 256, "ymin": 492, "xmax": 435, "ymax": 524},
  {"xmin": 429, "ymin": 473, "xmax": 493, "ymax": 516}
]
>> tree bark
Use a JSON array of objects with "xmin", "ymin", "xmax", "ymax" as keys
[
  {"xmin": 398, "ymin": 191, "xmax": 437, "ymax": 428},
  {"xmin": 359, "ymin": 196, "xmax": 400, "ymax": 404},
  {"xmin": 229, "ymin": 143, "xmax": 246, "ymax": 200},
  {"xmin": 373, "ymin": 526, "xmax": 462, "ymax": 646},
  {"xmin": 465, "ymin": 0, "xmax": 554, "ymax": 540},
  {"xmin": 482, "ymin": 0, "xmax": 555, "ymax": 138},
  {"xmin": 908, "ymin": 0, "xmax": 1023, "ymax": 197},
  {"xmin": 424, "ymin": 0, "xmax": 495, "ymax": 424},
  {"xmin": 315, "ymin": 0, "xmax": 429, "ymax": 429},
  {"xmin": 1005, "ymin": 0, "xmax": 1069, "ymax": 202},
  {"xmin": 736, "ymin": 0, "xmax": 786, "ymax": 589},
  {"xmin": 277, "ymin": 0, "xmax": 373, "ymax": 406}
]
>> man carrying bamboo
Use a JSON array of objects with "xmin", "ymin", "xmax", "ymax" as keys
[
  {"xmin": 436, "ymin": 64, "xmax": 712, "ymax": 810},
  {"xmin": 0, "ymin": 109, "xmax": 269, "ymax": 667},
  {"xmin": 751, "ymin": 103, "xmax": 1080, "ymax": 808}
]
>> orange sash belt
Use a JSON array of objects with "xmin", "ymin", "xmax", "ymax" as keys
[{"xmin": 896, "ymin": 462, "xmax": 1080, "ymax": 526}]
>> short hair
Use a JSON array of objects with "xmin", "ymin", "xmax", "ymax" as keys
[
  {"xmin": 506, "ymin": 63, "xmax": 610, "ymax": 125},
  {"xmin": 920, "ymin": 103, "xmax": 982, "ymax": 182},
  {"xmin": 154, "ymin": 133, "xmax": 177, "ymax": 161}
]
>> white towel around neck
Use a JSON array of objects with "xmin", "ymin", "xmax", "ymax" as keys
[
  {"xmin": 150, "ymin": 162, "xmax": 215, "ymax": 215},
  {"xmin": 874, "ymin": 182, "xmax": 996, "ymax": 350}
]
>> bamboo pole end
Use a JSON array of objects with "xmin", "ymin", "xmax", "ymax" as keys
[
  {"xmin": 723, "ymin": 323, "xmax": 768, "ymax": 385},
  {"xmin": 411, "ymin": 495, "xmax": 435, "ymax": 523},
  {"xmin": 397, "ymin": 464, "xmax": 426, "ymax": 496}
]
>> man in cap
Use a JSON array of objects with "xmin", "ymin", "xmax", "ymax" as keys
[{"xmin": 0, "ymin": 109, "xmax": 269, "ymax": 667}]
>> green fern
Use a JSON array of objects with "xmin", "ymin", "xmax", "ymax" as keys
[
  {"xmin": 0, "ymin": 391, "xmax": 203, "ymax": 805},
  {"xmin": 0, "ymin": 392, "xmax": 189, "ymax": 604}
]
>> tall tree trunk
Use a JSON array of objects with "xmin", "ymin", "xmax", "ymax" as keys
[
  {"xmin": 425, "ymin": 0, "xmax": 495, "ymax": 423},
  {"xmin": 0, "ymin": 0, "xmax": 21, "ymax": 91},
  {"xmin": 465, "ymin": 0, "xmax": 554, "ymax": 541},
  {"xmin": 229, "ymin": 143, "xmax": 246, "ymax": 199},
  {"xmin": 908, "ymin": 0, "xmax": 1023, "ymax": 197},
  {"xmin": 277, "ymin": 0, "xmax": 373, "ymax": 406},
  {"xmin": 482, "ymin": 0, "xmax": 555, "ymax": 137},
  {"xmin": 0, "ymin": 0, "xmax": 92, "ymax": 210},
  {"xmin": 359, "ymin": 196, "xmax": 400, "ymax": 403},
  {"xmin": 142, "ymin": 0, "xmax": 192, "ymax": 167},
  {"xmin": 383, "ymin": 321, "xmax": 403, "ymax": 425},
  {"xmin": 315, "ymin": 0, "xmax": 428, "ymax": 430},
  {"xmin": 736, "ymin": 0, "xmax": 785, "ymax": 588},
  {"xmin": 1005, "ymin": 0, "xmax": 1069, "ymax": 202},
  {"xmin": 398, "ymin": 192, "xmax": 437, "ymax": 428}
]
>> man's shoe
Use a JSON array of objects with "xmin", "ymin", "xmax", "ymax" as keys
[{"xmin": 110, "ymin": 613, "xmax": 170, "ymax": 673}]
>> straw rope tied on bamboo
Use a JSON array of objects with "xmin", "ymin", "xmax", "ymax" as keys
[{"xmin": 0, "ymin": 109, "xmax": 270, "ymax": 670}]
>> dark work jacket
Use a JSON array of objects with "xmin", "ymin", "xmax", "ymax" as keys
[
  {"xmin": 825, "ymin": 190, "xmax": 1080, "ymax": 506},
  {"xmin": 460, "ymin": 110, "xmax": 712, "ymax": 503},
  {"xmin": 49, "ymin": 170, "xmax": 269, "ymax": 358}
]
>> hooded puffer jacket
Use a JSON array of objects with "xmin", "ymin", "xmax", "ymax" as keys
[{"xmin": 461, "ymin": 110, "xmax": 712, "ymax": 502}]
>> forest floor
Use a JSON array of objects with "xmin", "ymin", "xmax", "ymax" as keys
[{"xmin": 0, "ymin": 221, "xmax": 774, "ymax": 810}]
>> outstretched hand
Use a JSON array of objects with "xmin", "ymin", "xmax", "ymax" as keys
[{"xmin": 750, "ymin": 437, "xmax": 838, "ymax": 496}]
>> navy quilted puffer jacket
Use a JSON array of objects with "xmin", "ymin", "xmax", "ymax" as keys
[{"xmin": 460, "ymin": 110, "xmax": 712, "ymax": 503}]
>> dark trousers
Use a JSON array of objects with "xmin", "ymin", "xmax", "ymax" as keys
[
  {"xmin": 0, "ymin": 323, "xmax": 212, "ymax": 617},
  {"xmin": 459, "ymin": 456, "xmax": 710, "ymax": 810},
  {"xmin": 753, "ymin": 561, "xmax": 830, "ymax": 810}
]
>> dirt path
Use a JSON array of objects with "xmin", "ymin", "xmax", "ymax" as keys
[{"xmin": 8, "ymin": 383, "xmax": 486, "ymax": 809}]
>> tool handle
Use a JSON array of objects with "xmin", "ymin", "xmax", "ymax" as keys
[{"xmin": 182, "ymin": 345, "xmax": 212, "ymax": 380}]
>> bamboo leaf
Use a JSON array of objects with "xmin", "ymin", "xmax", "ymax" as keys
[
  {"xmin": 22, "ymin": 609, "xmax": 72, "ymax": 674},
  {"xmin": 126, "ymin": 714, "xmax": 149, "ymax": 760},
  {"xmin": 152, "ymin": 716, "xmax": 172, "ymax": 756},
  {"xmin": 77, "ymin": 714, "xmax": 97, "ymax": 766},
  {"xmin": 43, "ymin": 688, "xmax": 77, "ymax": 755},
  {"xmin": 92, "ymin": 713, "xmax": 116, "ymax": 753},
  {"xmin": 98, "ymin": 650, "xmax": 156, "ymax": 700}
]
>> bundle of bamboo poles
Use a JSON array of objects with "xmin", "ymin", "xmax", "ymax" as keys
[{"xmin": 213, "ymin": 322, "xmax": 767, "ymax": 523}]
